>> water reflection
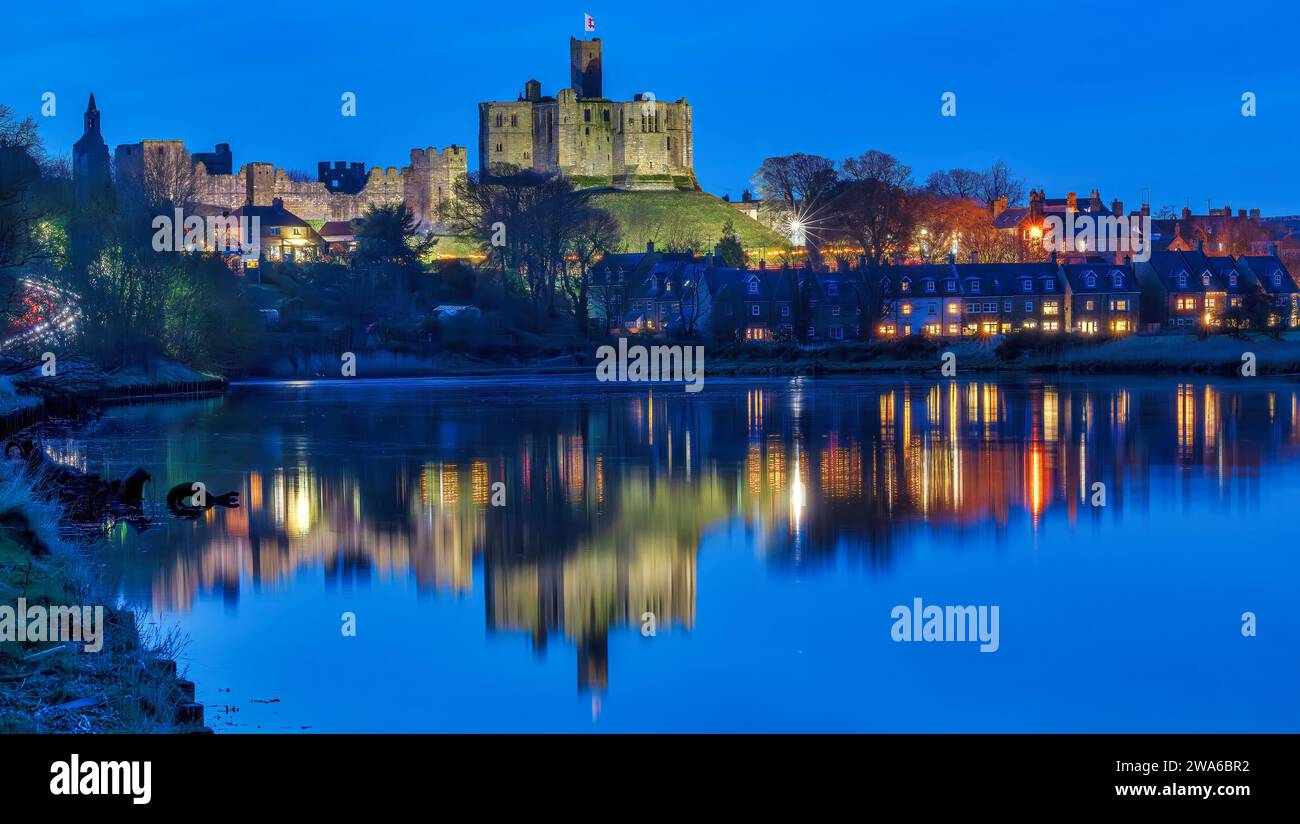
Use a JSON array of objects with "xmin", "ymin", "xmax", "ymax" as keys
[{"xmin": 52, "ymin": 378, "xmax": 1300, "ymax": 695}]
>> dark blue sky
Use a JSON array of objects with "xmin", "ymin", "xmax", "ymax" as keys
[{"xmin": 6, "ymin": 0, "xmax": 1299, "ymax": 214}]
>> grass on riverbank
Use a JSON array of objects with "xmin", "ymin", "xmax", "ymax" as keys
[{"xmin": 0, "ymin": 472, "xmax": 189, "ymax": 733}]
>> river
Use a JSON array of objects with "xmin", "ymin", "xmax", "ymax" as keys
[{"xmin": 42, "ymin": 376, "xmax": 1300, "ymax": 731}]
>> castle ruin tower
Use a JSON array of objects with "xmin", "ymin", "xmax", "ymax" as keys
[
  {"xmin": 570, "ymin": 37, "xmax": 602, "ymax": 98},
  {"xmin": 72, "ymin": 93, "xmax": 112, "ymax": 205}
]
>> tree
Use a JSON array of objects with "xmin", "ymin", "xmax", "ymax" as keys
[
  {"xmin": 753, "ymin": 154, "xmax": 838, "ymax": 255},
  {"xmin": 0, "ymin": 104, "xmax": 56, "ymax": 276},
  {"xmin": 978, "ymin": 160, "xmax": 1025, "ymax": 212},
  {"xmin": 924, "ymin": 168, "xmax": 983, "ymax": 200},
  {"xmin": 564, "ymin": 205, "xmax": 622, "ymax": 336},
  {"xmin": 716, "ymin": 218, "xmax": 745, "ymax": 267},
  {"xmin": 829, "ymin": 150, "xmax": 916, "ymax": 264},
  {"xmin": 754, "ymin": 153, "xmax": 838, "ymax": 209}
]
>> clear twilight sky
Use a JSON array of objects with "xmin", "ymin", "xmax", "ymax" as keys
[{"xmin": 4, "ymin": 0, "xmax": 1299, "ymax": 214}]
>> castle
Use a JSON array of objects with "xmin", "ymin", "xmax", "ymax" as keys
[
  {"xmin": 74, "ymin": 95, "xmax": 466, "ymax": 231},
  {"xmin": 478, "ymin": 37, "xmax": 696, "ymax": 190}
]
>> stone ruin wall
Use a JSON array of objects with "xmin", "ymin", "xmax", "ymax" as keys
[{"xmin": 193, "ymin": 145, "xmax": 467, "ymax": 229}]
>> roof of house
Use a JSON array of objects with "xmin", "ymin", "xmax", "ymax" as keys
[
  {"xmin": 1062, "ymin": 263, "xmax": 1140, "ymax": 294},
  {"xmin": 319, "ymin": 220, "xmax": 358, "ymax": 239},
  {"xmin": 1239, "ymin": 255, "xmax": 1300, "ymax": 295},
  {"xmin": 1139, "ymin": 250, "xmax": 1225, "ymax": 293}
]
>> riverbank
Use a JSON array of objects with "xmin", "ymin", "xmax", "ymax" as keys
[
  {"xmin": 0, "ymin": 473, "xmax": 203, "ymax": 732},
  {"xmin": 244, "ymin": 332, "xmax": 1300, "ymax": 381},
  {"xmin": 0, "ymin": 361, "xmax": 218, "ymax": 732}
]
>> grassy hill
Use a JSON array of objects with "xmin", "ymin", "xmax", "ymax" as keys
[
  {"xmin": 585, "ymin": 189, "xmax": 791, "ymax": 257},
  {"xmin": 426, "ymin": 189, "xmax": 792, "ymax": 262}
]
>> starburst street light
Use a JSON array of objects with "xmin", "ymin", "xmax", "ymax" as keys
[{"xmin": 788, "ymin": 217, "xmax": 807, "ymax": 246}]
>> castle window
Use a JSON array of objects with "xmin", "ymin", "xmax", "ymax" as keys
[
  {"xmin": 511, "ymin": 114, "xmax": 518, "ymax": 127},
  {"xmin": 667, "ymin": 136, "xmax": 672, "ymax": 150},
  {"xmin": 496, "ymin": 144, "xmax": 503, "ymax": 153},
  {"xmin": 585, "ymin": 127, "xmax": 590, "ymax": 136},
  {"xmin": 584, "ymin": 109, "xmax": 591, "ymax": 122},
  {"xmin": 495, "ymin": 113, "xmax": 503, "ymax": 127},
  {"xmin": 603, "ymin": 110, "xmax": 610, "ymax": 122}
]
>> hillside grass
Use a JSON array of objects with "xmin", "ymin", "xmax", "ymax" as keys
[{"xmin": 584, "ymin": 189, "xmax": 791, "ymax": 256}]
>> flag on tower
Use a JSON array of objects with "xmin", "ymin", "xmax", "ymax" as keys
[{"xmin": 584, "ymin": 13, "xmax": 596, "ymax": 32}]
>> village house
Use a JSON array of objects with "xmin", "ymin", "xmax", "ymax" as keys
[
  {"xmin": 1233, "ymin": 250, "xmax": 1300, "ymax": 327},
  {"xmin": 1061, "ymin": 262, "xmax": 1141, "ymax": 334},
  {"xmin": 1134, "ymin": 248, "xmax": 1228, "ymax": 330}
]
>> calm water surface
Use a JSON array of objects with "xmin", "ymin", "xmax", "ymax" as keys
[{"xmin": 48, "ymin": 377, "xmax": 1300, "ymax": 731}]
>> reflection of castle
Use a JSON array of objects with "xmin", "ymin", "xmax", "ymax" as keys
[{"xmin": 82, "ymin": 380, "xmax": 1300, "ymax": 690}]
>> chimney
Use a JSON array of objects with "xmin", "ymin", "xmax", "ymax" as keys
[
  {"xmin": 758, "ymin": 259, "xmax": 766, "ymax": 270},
  {"xmin": 1089, "ymin": 189, "xmax": 1102, "ymax": 212},
  {"xmin": 947, "ymin": 252, "xmax": 956, "ymax": 265},
  {"xmin": 1250, "ymin": 209, "xmax": 1261, "ymax": 219},
  {"xmin": 1029, "ymin": 189, "xmax": 1045, "ymax": 222},
  {"xmin": 1196, "ymin": 238, "xmax": 1204, "ymax": 253},
  {"xmin": 1237, "ymin": 209, "xmax": 1247, "ymax": 218},
  {"xmin": 1269, "ymin": 242, "xmax": 1280, "ymax": 257},
  {"xmin": 969, "ymin": 251, "xmax": 979, "ymax": 264},
  {"xmin": 993, "ymin": 196, "xmax": 1008, "ymax": 218},
  {"xmin": 1182, "ymin": 207, "xmax": 1192, "ymax": 220},
  {"xmin": 1066, "ymin": 191, "xmax": 1078, "ymax": 211},
  {"xmin": 1050, "ymin": 251, "xmax": 1058, "ymax": 264},
  {"xmin": 1141, "ymin": 203, "xmax": 1150, "ymax": 217},
  {"xmin": 837, "ymin": 258, "xmax": 849, "ymax": 272},
  {"xmin": 1112, "ymin": 198, "xmax": 1124, "ymax": 217},
  {"xmin": 646, "ymin": 240, "xmax": 655, "ymax": 254}
]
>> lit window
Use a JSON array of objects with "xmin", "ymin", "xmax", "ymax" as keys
[{"xmin": 750, "ymin": 304, "xmax": 760, "ymax": 316}]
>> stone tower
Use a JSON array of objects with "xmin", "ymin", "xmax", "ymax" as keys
[
  {"xmin": 570, "ymin": 37, "xmax": 602, "ymax": 98},
  {"xmin": 72, "ymin": 93, "xmax": 112, "ymax": 205}
]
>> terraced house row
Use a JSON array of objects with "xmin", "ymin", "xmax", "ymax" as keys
[{"xmin": 589, "ymin": 243, "xmax": 1299, "ymax": 341}]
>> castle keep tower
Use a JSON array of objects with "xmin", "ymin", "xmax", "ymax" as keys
[
  {"xmin": 570, "ymin": 37, "xmax": 602, "ymax": 99},
  {"xmin": 479, "ymin": 36, "xmax": 696, "ymax": 190}
]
